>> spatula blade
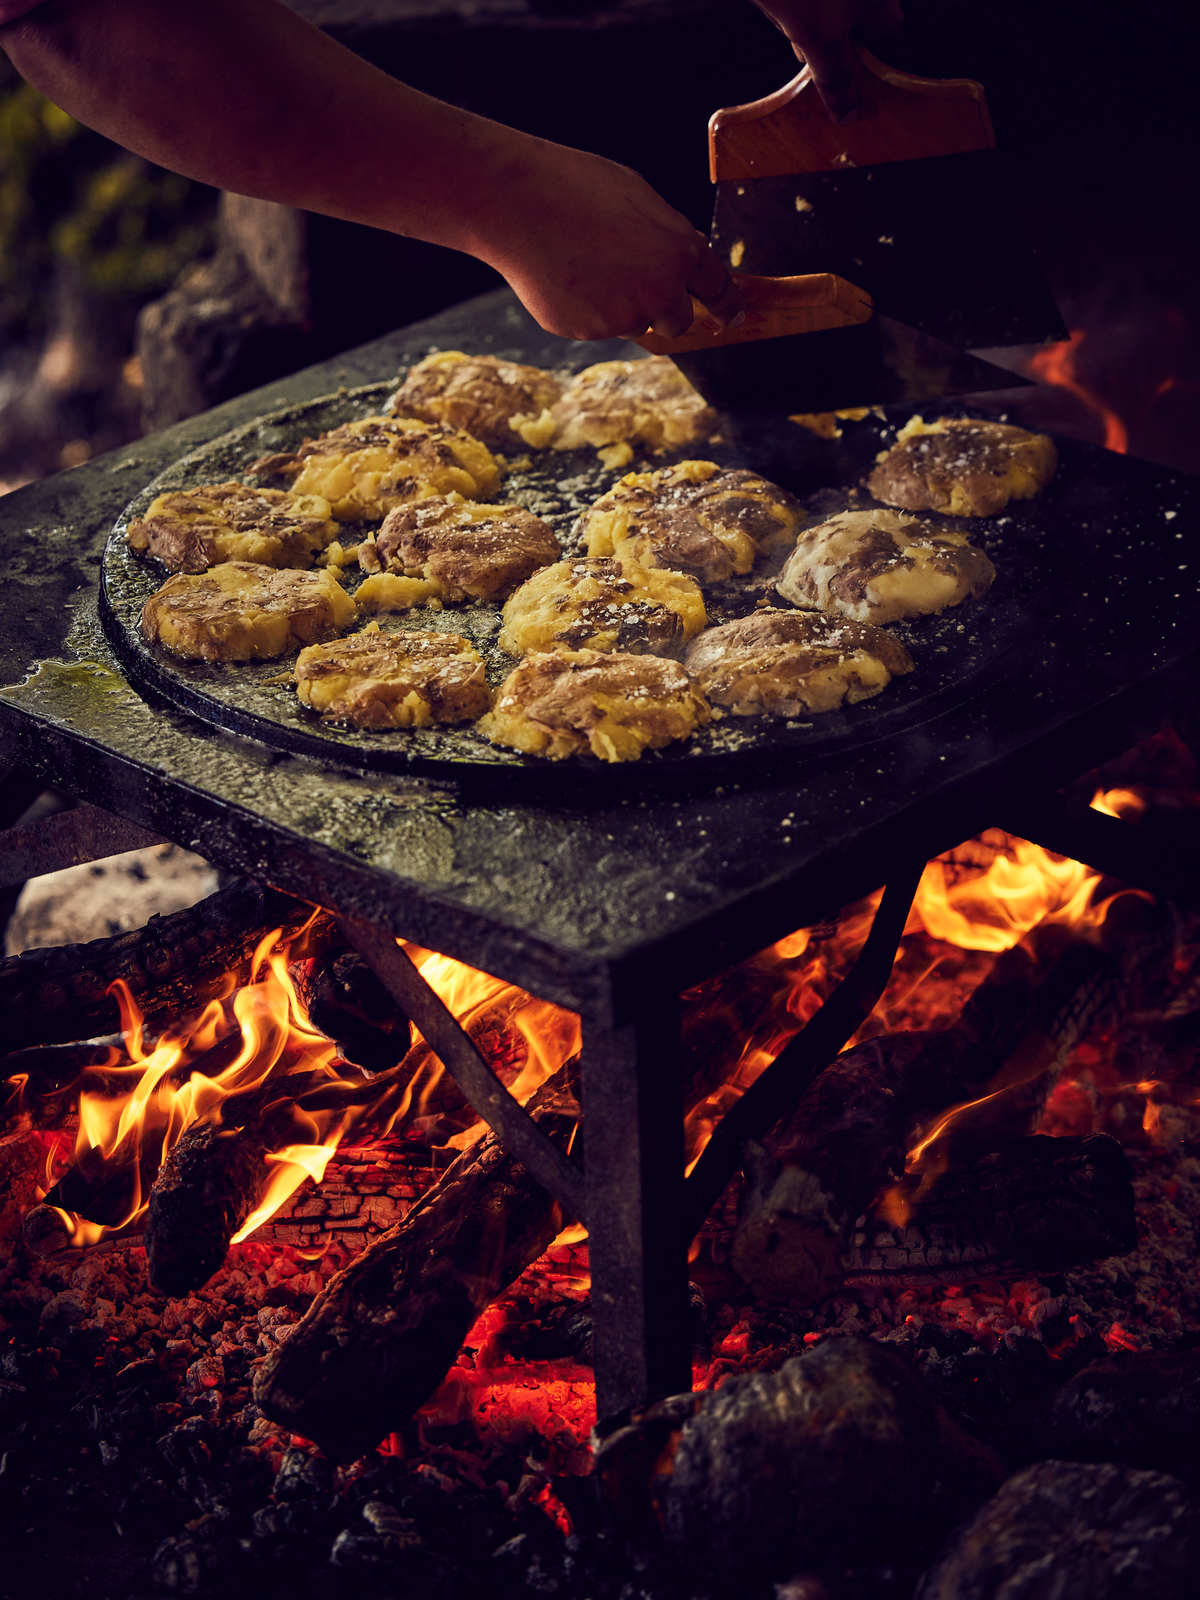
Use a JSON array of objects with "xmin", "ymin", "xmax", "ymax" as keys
[
  {"xmin": 712, "ymin": 150, "xmax": 1065, "ymax": 350},
  {"xmin": 669, "ymin": 314, "xmax": 1032, "ymax": 416}
]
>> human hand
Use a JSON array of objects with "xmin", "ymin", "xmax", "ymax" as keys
[
  {"xmin": 752, "ymin": 1, "xmax": 904, "ymax": 121},
  {"xmin": 473, "ymin": 138, "xmax": 741, "ymax": 343}
]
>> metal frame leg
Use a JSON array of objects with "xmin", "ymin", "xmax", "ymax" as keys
[{"xmin": 581, "ymin": 996, "xmax": 691, "ymax": 1423}]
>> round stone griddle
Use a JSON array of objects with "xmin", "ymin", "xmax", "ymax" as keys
[{"xmin": 100, "ymin": 380, "xmax": 1036, "ymax": 798}]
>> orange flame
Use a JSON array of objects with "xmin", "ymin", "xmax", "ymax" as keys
[
  {"xmin": 905, "ymin": 788, "xmax": 1140, "ymax": 954},
  {"xmin": 1029, "ymin": 331, "xmax": 1129, "ymax": 454},
  {"xmin": 13, "ymin": 784, "xmax": 1155, "ymax": 1262},
  {"xmin": 48, "ymin": 924, "xmax": 353, "ymax": 1244},
  {"xmin": 34, "ymin": 926, "xmax": 584, "ymax": 1251},
  {"xmin": 404, "ymin": 944, "xmax": 581, "ymax": 1148}
]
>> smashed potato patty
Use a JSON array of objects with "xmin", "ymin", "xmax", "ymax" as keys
[
  {"xmin": 294, "ymin": 626, "xmax": 489, "ymax": 729},
  {"xmin": 360, "ymin": 498, "xmax": 560, "ymax": 602},
  {"xmin": 387, "ymin": 351, "xmax": 565, "ymax": 450},
  {"xmin": 479, "ymin": 647, "xmax": 710, "ymax": 763},
  {"xmin": 141, "ymin": 562, "xmax": 356, "ymax": 663},
  {"xmin": 126, "ymin": 483, "xmax": 339, "ymax": 573},
  {"xmin": 498, "ymin": 555, "xmax": 706, "ymax": 658},
  {"xmin": 776, "ymin": 508, "xmax": 995, "ymax": 625},
  {"xmin": 867, "ymin": 416, "xmax": 1057, "ymax": 517},
  {"xmin": 250, "ymin": 415, "xmax": 501, "ymax": 521},
  {"xmin": 580, "ymin": 459, "xmax": 802, "ymax": 583},
  {"xmin": 549, "ymin": 356, "xmax": 716, "ymax": 454},
  {"xmin": 684, "ymin": 608, "xmax": 913, "ymax": 716}
]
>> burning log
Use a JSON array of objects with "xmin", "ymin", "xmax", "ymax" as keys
[
  {"xmin": 17, "ymin": 922, "xmax": 558, "ymax": 1289},
  {"xmin": 19, "ymin": 1141, "xmax": 449, "ymax": 1260},
  {"xmin": 0, "ymin": 879, "xmax": 326, "ymax": 1054},
  {"xmin": 142, "ymin": 1057, "xmax": 451, "ymax": 1295},
  {"xmin": 596, "ymin": 1336, "xmax": 999, "ymax": 1587},
  {"xmin": 915, "ymin": 1460, "xmax": 1198, "ymax": 1599},
  {"xmin": 254, "ymin": 1063, "xmax": 581, "ymax": 1461},
  {"xmin": 0, "ymin": 1036, "xmax": 127, "ymax": 1132},
  {"xmin": 138, "ymin": 951, "xmax": 558, "ymax": 1293},
  {"xmin": 307, "ymin": 953, "xmax": 412, "ymax": 1074},
  {"xmin": 147, "ymin": 1115, "xmax": 300, "ymax": 1296},
  {"xmin": 845, "ymin": 1134, "xmax": 1136, "ymax": 1281},
  {"xmin": 731, "ymin": 897, "xmax": 1169, "ymax": 1306},
  {"xmin": 250, "ymin": 923, "xmax": 864, "ymax": 1458}
]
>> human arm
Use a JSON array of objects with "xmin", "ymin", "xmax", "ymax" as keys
[
  {"xmin": 0, "ymin": 0, "xmax": 738, "ymax": 340},
  {"xmin": 751, "ymin": 1, "xmax": 904, "ymax": 121}
]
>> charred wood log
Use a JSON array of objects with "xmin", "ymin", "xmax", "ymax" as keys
[
  {"xmin": 19, "ymin": 1142, "xmax": 449, "ymax": 1258},
  {"xmin": 0, "ymin": 879, "xmax": 327, "ymax": 1053},
  {"xmin": 1, "ymin": 1036, "xmax": 127, "ymax": 1133},
  {"xmin": 596, "ymin": 1336, "xmax": 999, "ymax": 1587},
  {"xmin": 254, "ymin": 1064, "xmax": 581, "ymax": 1460},
  {"xmin": 731, "ymin": 899, "xmax": 1168, "ymax": 1306},
  {"xmin": 915, "ymin": 1461, "xmax": 1198, "ymax": 1600},
  {"xmin": 307, "ymin": 953, "xmax": 412, "ymax": 1075},
  {"xmin": 845, "ymin": 1134, "xmax": 1136, "ymax": 1281},
  {"xmin": 140, "ymin": 970, "xmax": 546, "ymax": 1294},
  {"xmin": 249, "ymin": 930, "xmax": 853, "ymax": 1460},
  {"xmin": 30, "ymin": 949, "xmax": 538, "ymax": 1289},
  {"xmin": 24, "ymin": 1029, "xmax": 317, "ymax": 1225},
  {"xmin": 146, "ymin": 1120, "xmax": 285, "ymax": 1295},
  {"xmin": 262, "ymin": 1145, "xmax": 451, "ymax": 1251},
  {"xmin": 142, "ymin": 1059, "xmax": 441, "ymax": 1295}
]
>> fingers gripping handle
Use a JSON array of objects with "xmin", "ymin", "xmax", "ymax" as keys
[{"xmin": 636, "ymin": 271, "xmax": 872, "ymax": 356}]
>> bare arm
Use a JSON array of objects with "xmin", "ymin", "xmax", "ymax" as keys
[{"xmin": 1, "ymin": 0, "xmax": 738, "ymax": 340}]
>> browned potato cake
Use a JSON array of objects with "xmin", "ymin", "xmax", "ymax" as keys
[
  {"xmin": 776, "ymin": 508, "xmax": 995, "ymax": 624},
  {"xmin": 250, "ymin": 415, "xmax": 501, "ymax": 521},
  {"xmin": 294, "ymin": 626, "xmax": 489, "ymax": 729},
  {"xmin": 360, "ymin": 498, "xmax": 560, "ymax": 602},
  {"xmin": 580, "ymin": 459, "xmax": 802, "ymax": 583},
  {"xmin": 498, "ymin": 555, "xmax": 706, "ymax": 658},
  {"xmin": 548, "ymin": 356, "xmax": 716, "ymax": 455},
  {"xmin": 126, "ymin": 483, "xmax": 338, "ymax": 573},
  {"xmin": 387, "ymin": 351, "xmax": 565, "ymax": 450},
  {"xmin": 867, "ymin": 416, "xmax": 1057, "ymax": 516},
  {"xmin": 684, "ymin": 608, "xmax": 913, "ymax": 717},
  {"xmin": 479, "ymin": 647, "xmax": 710, "ymax": 763},
  {"xmin": 140, "ymin": 562, "xmax": 356, "ymax": 663}
]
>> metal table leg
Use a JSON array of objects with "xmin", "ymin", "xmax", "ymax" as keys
[{"xmin": 581, "ymin": 996, "xmax": 691, "ymax": 1423}]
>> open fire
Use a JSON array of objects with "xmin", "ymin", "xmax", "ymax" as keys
[
  {"xmin": 27, "ymin": 934, "xmax": 582, "ymax": 1257},
  {"xmin": 11, "ymin": 780, "xmax": 1159, "ymax": 1275},
  {"xmin": 3, "ymin": 735, "xmax": 1200, "ymax": 1599}
]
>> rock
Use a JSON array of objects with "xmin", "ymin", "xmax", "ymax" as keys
[
  {"xmin": 597, "ymin": 1336, "xmax": 949, "ymax": 1584},
  {"xmin": 1046, "ymin": 1350, "xmax": 1200, "ymax": 1476},
  {"xmin": 916, "ymin": 1460, "xmax": 1199, "ymax": 1599}
]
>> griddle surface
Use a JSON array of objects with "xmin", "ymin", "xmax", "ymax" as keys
[{"xmin": 100, "ymin": 382, "xmax": 1035, "ymax": 796}]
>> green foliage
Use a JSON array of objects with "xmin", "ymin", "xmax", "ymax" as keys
[{"xmin": 0, "ymin": 82, "xmax": 214, "ymax": 338}]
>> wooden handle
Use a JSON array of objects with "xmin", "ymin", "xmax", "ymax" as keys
[
  {"xmin": 636, "ymin": 272, "xmax": 872, "ymax": 356},
  {"xmin": 709, "ymin": 48, "xmax": 994, "ymax": 183}
]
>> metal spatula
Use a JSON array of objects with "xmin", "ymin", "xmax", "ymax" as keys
[
  {"xmin": 638, "ymin": 271, "xmax": 1031, "ymax": 414},
  {"xmin": 639, "ymin": 50, "xmax": 1062, "ymax": 414}
]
